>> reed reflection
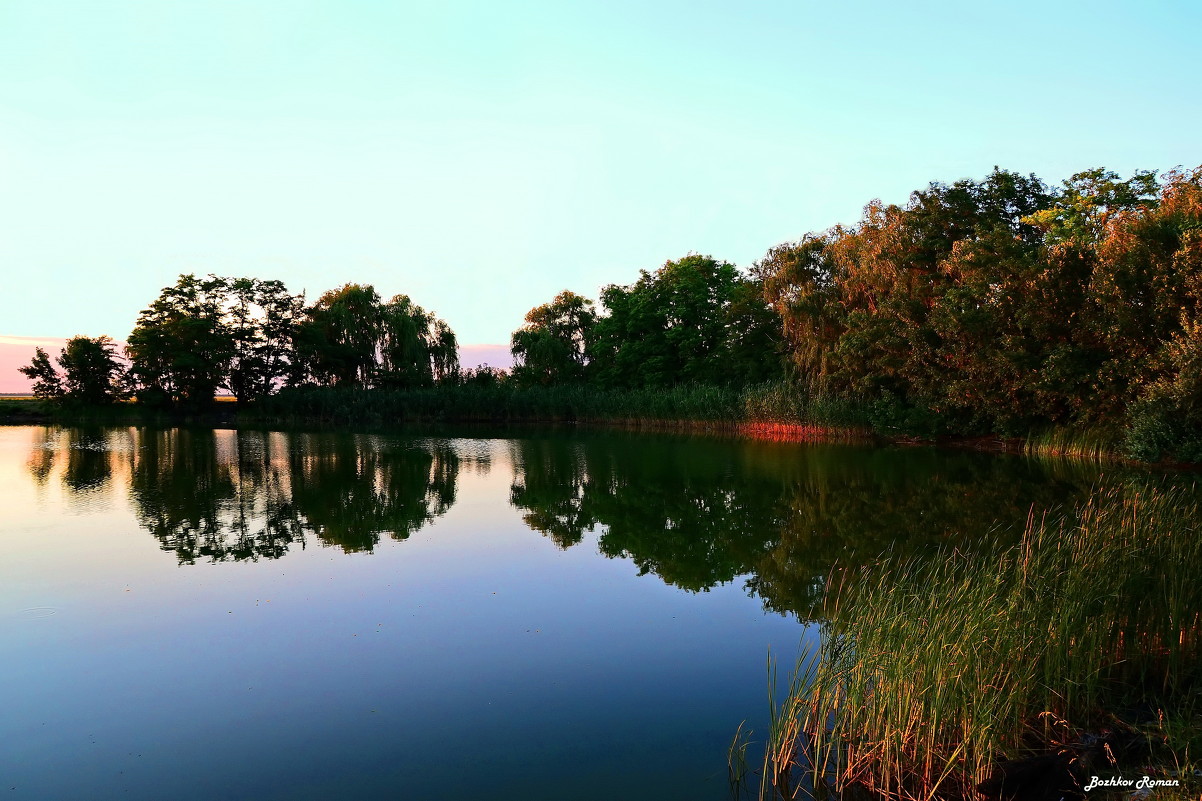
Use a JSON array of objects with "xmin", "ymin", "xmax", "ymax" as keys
[{"xmin": 507, "ymin": 435, "xmax": 1125, "ymax": 617}]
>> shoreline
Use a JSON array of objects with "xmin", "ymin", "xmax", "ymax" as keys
[{"xmin": 4, "ymin": 397, "xmax": 1194, "ymax": 468}]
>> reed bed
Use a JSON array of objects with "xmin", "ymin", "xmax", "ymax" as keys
[
  {"xmin": 742, "ymin": 486, "xmax": 1202, "ymax": 801},
  {"xmin": 1022, "ymin": 427, "xmax": 1123, "ymax": 462},
  {"xmin": 247, "ymin": 382, "xmax": 879, "ymax": 437}
]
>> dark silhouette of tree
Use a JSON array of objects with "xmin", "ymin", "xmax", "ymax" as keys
[
  {"xmin": 225, "ymin": 278, "xmax": 305, "ymax": 401},
  {"xmin": 19, "ymin": 347, "xmax": 64, "ymax": 399},
  {"xmin": 126, "ymin": 274, "xmax": 235, "ymax": 407},
  {"xmin": 511, "ymin": 291, "xmax": 596, "ymax": 386},
  {"xmin": 20, "ymin": 337, "xmax": 125, "ymax": 404},
  {"xmin": 124, "ymin": 274, "xmax": 306, "ymax": 406},
  {"xmin": 379, "ymin": 294, "xmax": 459, "ymax": 388},
  {"xmin": 58, "ymin": 336, "xmax": 126, "ymax": 405},
  {"xmin": 293, "ymin": 285, "xmax": 459, "ymax": 388},
  {"xmin": 293, "ymin": 283, "xmax": 384, "ymax": 387}
]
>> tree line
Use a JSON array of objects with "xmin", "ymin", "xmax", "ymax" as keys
[
  {"xmin": 22, "ymin": 277, "xmax": 460, "ymax": 407},
  {"xmin": 20, "ymin": 164, "xmax": 1202, "ymax": 457},
  {"xmin": 508, "ymin": 165, "xmax": 1202, "ymax": 458}
]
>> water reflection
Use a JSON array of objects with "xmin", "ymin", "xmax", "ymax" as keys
[
  {"xmin": 25, "ymin": 427, "xmax": 469, "ymax": 563},
  {"xmin": 25, "ymin": 426, "xmax": 1144, "ymax": 615},
  {"xmin": 507, "ymin": 436, "xmax": 1137, "ymax": 616},
  {"xmin": 27, "ymin": 426, "xmax": 130, "ymax": 494},
  {"xmin": 131, "ymin": 429, "xmax": 305, "ymax": 563}
]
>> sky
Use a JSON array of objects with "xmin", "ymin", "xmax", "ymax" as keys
[{"xmin": 2, "ymin": 0, "xmax": 1200, "ymax": 391}]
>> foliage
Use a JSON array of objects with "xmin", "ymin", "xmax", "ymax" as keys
[
  {"xmin": 121, "ymin": 274, "xmax": 456, "ymax": 406},
  {"xmin": 19, "ymin": 163, "xmax": 1202, "ymax": 463},
  {"xmin": 756, "ymin": 165, "xmax": 1202, "ymax": 451},
  {"xmin": 20, "ymin": 337, "xmax": 125, "ymax": 404},
  {"xmin": 746, "ymin": 486, "xmax": 1202, "ymax": 801},
  {"xmin": 126, "ymin": 274, "xmax": 239, "ymax": 407},
  {"xmin": 294, "ymin": 284, "xmax": 459, "ymax": 389},
  {"xmin": 19, "ymin": 347, "xmax": 64, "ymax": 399},
  {"xmin": 511, "ymin": 290, "xmax": 595, "ymax": 386},
  {"xmin": 293, "ymin": 283, "xmax": 383, "ymax": 387},
  {"xmin": 58, "ymin": 336, "xmax": 126, "ymax": 404},
  {"xmin": 224, "ymin": 277, "xmax": 306, "ymax": 401},
  {"xmin": 588, "ymin": 253, "xmax": 786, "ymax": 388}
]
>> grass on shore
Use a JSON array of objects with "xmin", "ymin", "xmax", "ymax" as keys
[
  {"xmin": 247, "ymin": 382, "xmax": 875, "ymax": 432},
  {"xmin": 740, "ymin": 485, "xmax": 1202, "ymax": 800},
  {"xmin": 1022, "ymin": 427, "xmax": 1124, "ymax": 462}
]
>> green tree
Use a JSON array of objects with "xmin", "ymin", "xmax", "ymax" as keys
[
  {"xmin": 293, "ymin": 284, "xmax": 384, "ymax": 387},
  {"xmin": 758, "ymin": 168, "xmax": 1063, "ymax": 432},
  {"xmin": 225, "ymin": 278, "xmax": 305, "ymax": 401},
  {"xmin": 511, "ymin": 290, "xmax": 596, "ymax": 386},
  {"xmin": 1024, "ymin": 167, "xmax": 1160, "ymax": 246},
  {"xmin": 126, "ymin": 274, "xmax": 234, "ymax": 407},
  {"xmin": 588, "ymin": 254, "xmax": 783, "ymax": 388},
  {"xmin": 293, "ymin": 285, "xmax": 459, "ymax": 388},
  {"xmin": 379, "ymin": 294, "xmax": 460, "ymax": 388}
]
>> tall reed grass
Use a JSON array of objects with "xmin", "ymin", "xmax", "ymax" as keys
[
  {"xmin": 740, "ymin": 486, "xmax": 1202, "ymax": 800},
  {"xmin": 248, "ymin": 382, "xmax": 879, "ymax": 441},
  {"xmin": 1022, "ymin": 427, "xmax": 1122, "ymax": 462}
]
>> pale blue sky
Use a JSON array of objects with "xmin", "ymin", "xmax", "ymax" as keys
[{"xmin": 1, "ymin": 0, "xmax": 1199, "ymax": 347}]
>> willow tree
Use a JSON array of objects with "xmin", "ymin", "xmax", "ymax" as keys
[
  {"xmin": 293, "ymin": 284, "xmax": 384, "ymax": 387},
  {"xmin": 293, "ymin": 284, "xmax": 458, "ymax": 388},
  {"xmin": 510, "ymin": 290, "xmax": 596, "ymax": 386},
  {"xmin": 379, "ymin": 294, "xmax": 459, "ymax": 388}
]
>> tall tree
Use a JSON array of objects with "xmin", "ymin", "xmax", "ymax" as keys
[
  {"xmin": 511, "ymin": 291, "xmax": 596, "ymax": 386},
  {"xmin": 589, "ymin": 254, "xmax": 783, "ymax": 388},
  {"xmin": 224, "ymin": 278, "xmax": 305, "ymax": 401},
  {"xmin": 20, "ymin": 339, "xmax": 125, "ymax": 404},
  {"xmin": 379, "ymin": 294, "xmax": 460, "ymax": 388},
  {"xmin": 126, "ymin": 274, "xmax": 234, "ymax": 407},
  {"xmin": 292, "ymin": 284, "xmax": 459, "ymax": 388},
  {"xmin": 58, "ymin": 336, "xmax": 126, "ymax": 405},
  {"xmin": 293, "ymin": 284, "xmax": 384, "ymax": 387}
]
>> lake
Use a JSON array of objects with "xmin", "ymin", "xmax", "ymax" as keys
[{"xmin": 0, "ymin": 424, "xmax": 1133, "ymax": 800}]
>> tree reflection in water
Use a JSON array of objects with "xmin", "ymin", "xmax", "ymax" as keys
[
  {"xmin": 507, "ymin": 434, "xmax": 1136, "ymax": 617},
  {"xmin": 27, "ymin": 426, "xmax": 1146, "ymax": 618},
  {"xmin": 28, "ymin": 427, "xmax": 468, "ymax": 563}
]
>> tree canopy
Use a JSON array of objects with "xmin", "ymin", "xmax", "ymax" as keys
[
  {"xmin": 586, "ymin": 254, "xmax": 785, "ymax": 388},
  {"xmin": 20, "ymin": 337, "xmax": 125, "ymax": 404},
  {"xmin": 511, "ymin": 291, "xmax": 596, "ymax": 386}
]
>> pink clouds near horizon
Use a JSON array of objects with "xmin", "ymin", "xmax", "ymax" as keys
[
  {"xmin": 457, "ymin": 344, "xmax": 513, "ymax": 371},
  {"xmin": 0, "ymin": 335, "xmax": 512, "ymax": 394}
]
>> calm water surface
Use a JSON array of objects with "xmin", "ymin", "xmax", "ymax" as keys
[{"xmin": 0, "ymin": 425, "xmax": 1129, "ymax": 800}]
